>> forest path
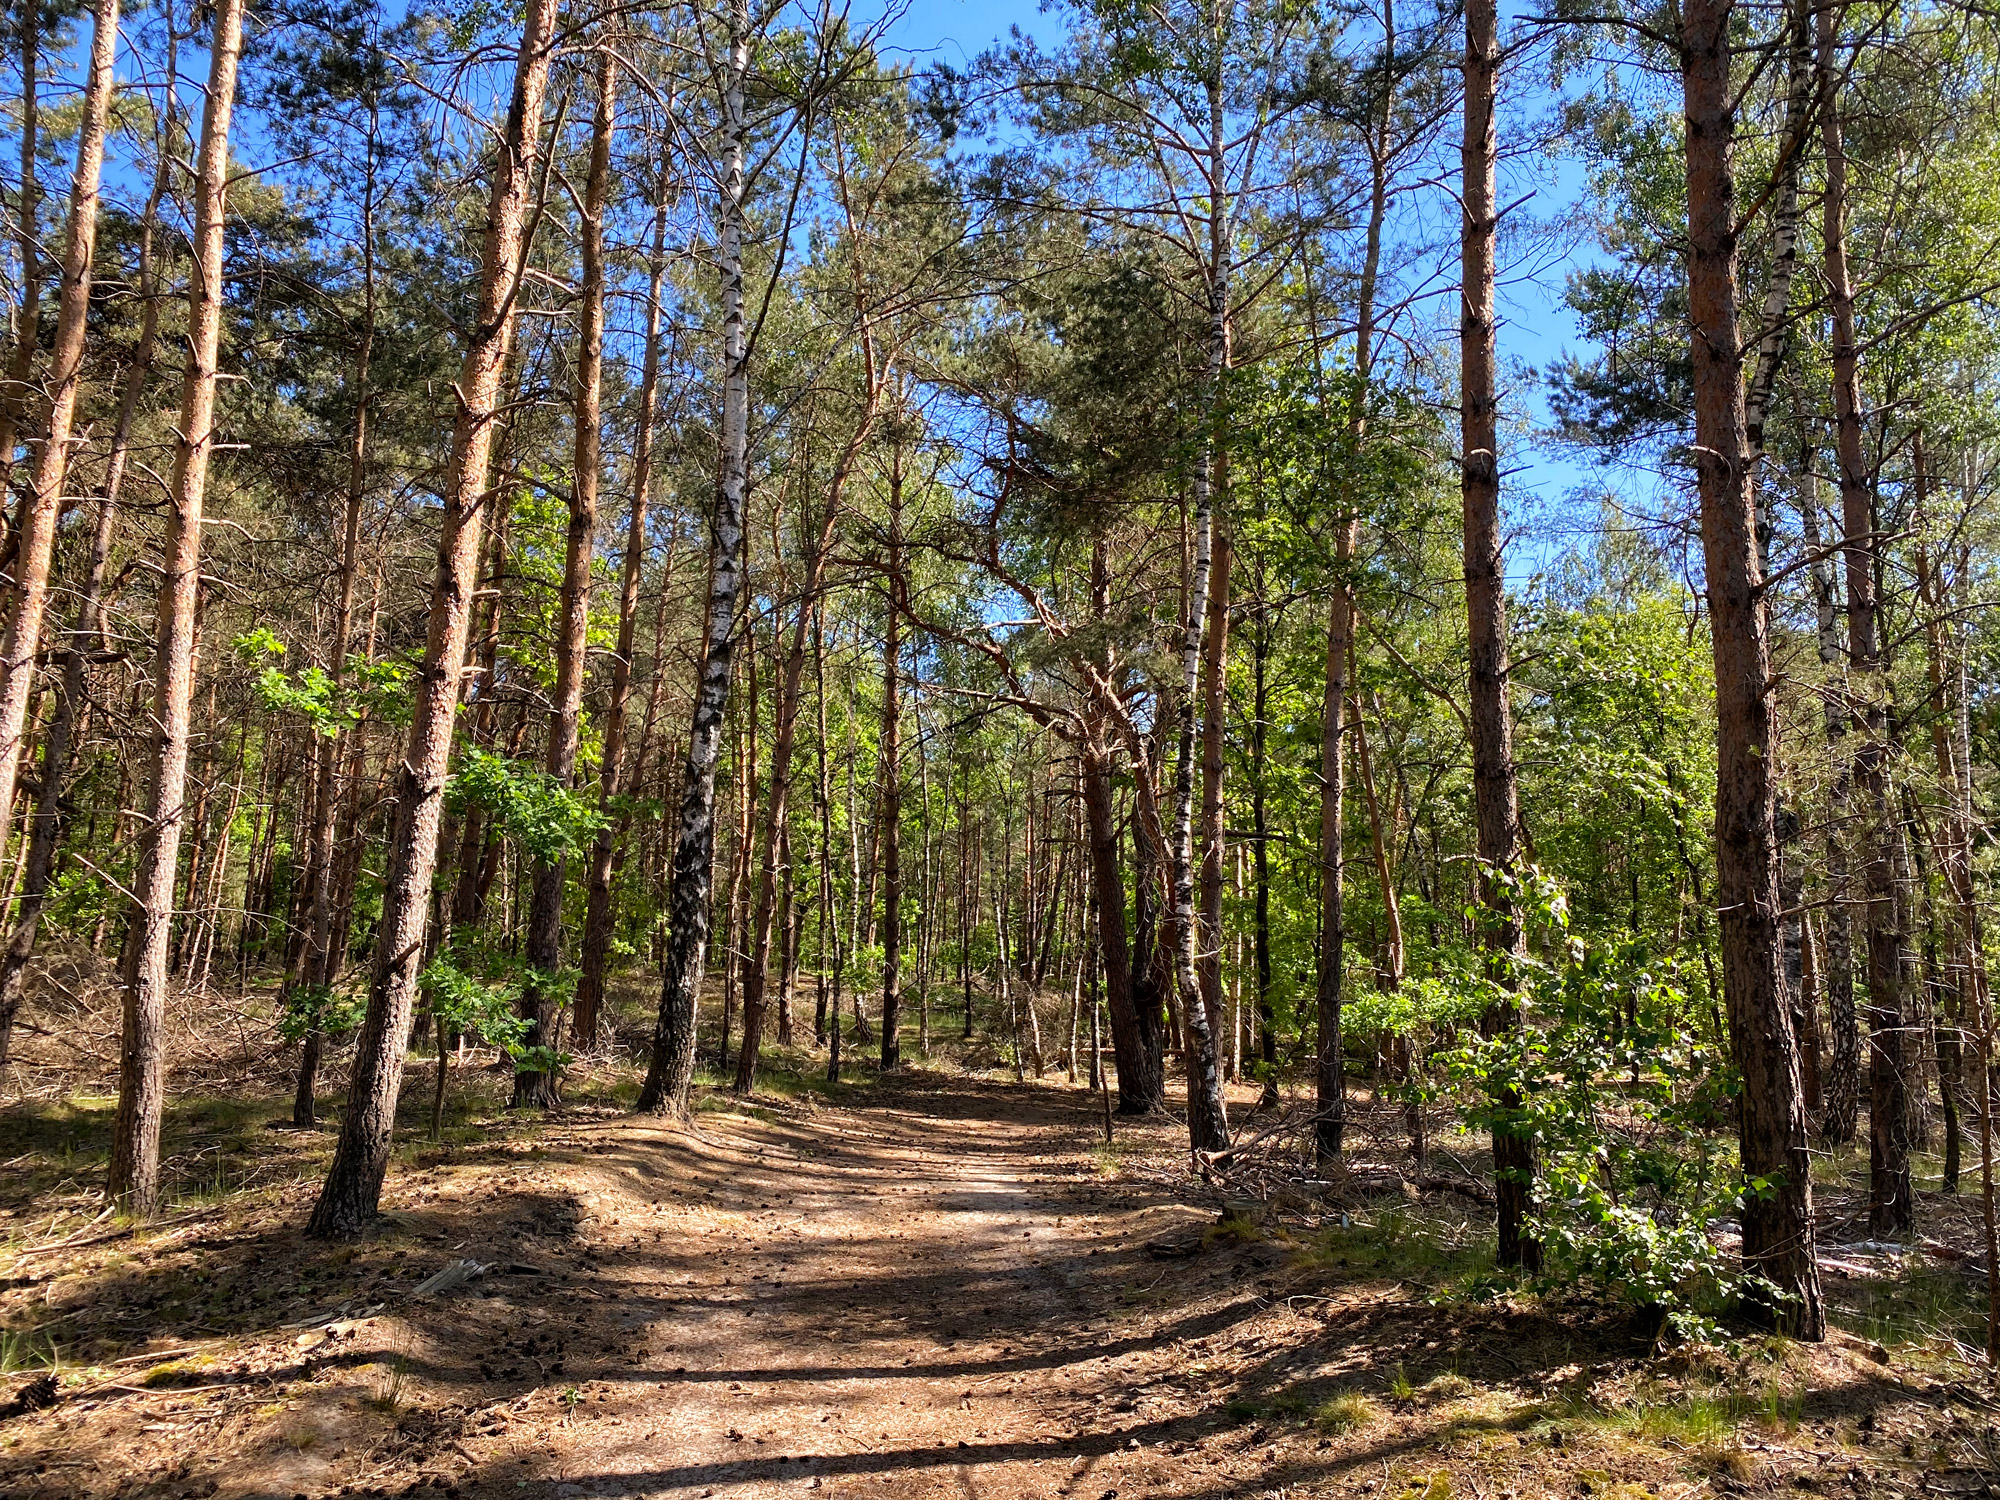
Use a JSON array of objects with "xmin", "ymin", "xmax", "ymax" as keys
[{"xmin": 389, "ymin": 1070, "xmax": 1277, "ymax": 1500}]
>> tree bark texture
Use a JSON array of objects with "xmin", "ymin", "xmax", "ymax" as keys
[
  {"xmin": 1679, "ymin": 0, "xmax": 1825, "ymax": 1336},
  {"xmin": 637, "ymin": 0, "xmax": 751, "ymax": 1120},
  {"xmin": 307, "ymin": 0, "xmax": 560, "ymax": 1236},
  {"xmin": 109, "ymin": 0, "xmax": 246, "ymax": 1217}
]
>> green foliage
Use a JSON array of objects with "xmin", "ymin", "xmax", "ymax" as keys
[
  {"xmin": 277, "ymin": 983, "xmax": 368, "ymax": 1042},
  {"xmin": 419, "ymin": 955, "xmax": 530, "ymax": 1056},
  {"xmin": 1442, "ymin": 867, "xmax": 1742, "ymax": 1339},
  {"xmin": 247, "ymin": 643, "xmax": 413, "ymax": 739},
  {"xmin": 446, "ymin": 748, "xmax": 608, "ymax": 863}
]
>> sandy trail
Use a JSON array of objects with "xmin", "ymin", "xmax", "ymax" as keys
[{"xmin": 416, "ymin": 1074, "xmax": 1249, "ymax": 1500}]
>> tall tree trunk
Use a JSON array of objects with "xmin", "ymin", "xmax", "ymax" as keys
[
  {"xmin": 0, "ymin": 0, "xmax": 121, "ymax": 1062},
  {"xmin": 734, "ymin": 435, "xmax": 866, "ymax": 1092},
  {"xmin": 0, "ymin": 0, "xmax": 116, "ymax": 866},
  {"xmin": 575, "ymin": 181, "xmax": 669, "ymax": 1045},
  {"xmin": 1316, "ymin": 0, "xmax": 1394, "ymax": 1165},
  {"xmin": 1167, "ymin": 66, "xmax": 1233, "ymax": 1163},
  {"xmin": 1461, "ymin": 0, "xmax": 1539, "ymax": 1272},
  {"xmin": 306, "ymin": 0, "xmax": 559, "ymax": 1237},
  {"xmin": 878, "ymin": 499, "xmax": 904, "ymax": 1072},
  {"xmin": 637, "ymin": 0, "xmax": 750, "ymax": 1120},
  {"xmin": 448, "ymin": 492, "xmax": 513, "ymax": 942},
  {"xmin": 1816, "ymin": 3, "xmax": 1909, "ymax": 1237},
  {"xmin": 1196, "ymin": 528, "xmax": 1232, "ymax": 1043},
  {"xmin": 107, "ymin": 0, "xmax": 246, "ymax": 1217},
  {"xmin": 514, "ymin": 52, "xmax": 613, "ymax": 1109},
  {"xmin": 1802, "ymin": 484, "xmax": 1858, "ymax": 1142},
  {"xmin": 292, "ymin": 108, "xmax": 380, "ymax": 1128},
  {"xmin": 1250, "ymin": 589, "xmax": 1278, "ymax": 1108},
  {"xmin": 1678, "ymin": 0, "xmax": 1824, "ymax": 1336}
]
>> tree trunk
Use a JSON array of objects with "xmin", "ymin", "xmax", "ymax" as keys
[
  {"xmin": 1815, "ymin": 3, "xmax": 1909, "ymax": 1237},
  {"xmin": 1461, "ymin": 0, "xmax": 1539, "ymax": 1272},
  {"xmin": 1678, "ymin": 0, "xmax": 1824, "ymax": 1335},
  {"xmin": 1250, "ymin": 591, "xmax": 1278, "ymax": 1108},
  {"xmin": 0, "ymin": 0, "xmax": 116, "ymax": 863},
  {"xmin": 1196, "ymin": 529, "xmax": 1232, "ymax": 1044},
  {"xmin": 0, "ymin": 0, "xmax": 122, "ymax": 1062},
  {"xmin": 575, "ymin": 181, "xmax": 669, "ymax": 1046},
  {"xmin": 637, "ymin": 0, "xmax": 751, "ymax": 1120},
  {"xmin": 514, "ymin": 52, "xmax": 613, "ymax": 1110},
  {"xmin": 108, "ymin": 0, "xmax": 246, "ymax": 1218},
  {"xmin": 306, "ymin": 0, "xmax": 560, "ymax": 1237},
  {"xmin": 291, "ymin": 107, "xmax": 380, "ymax": 1129},
  {"xmin": 1801, "ymin": 485, "xmax": 1858, "ymax": 1142},
  {"xmin": 878, "ymin": 510, "xmax": 904, "ymax": 1073},
  {"xmin": 734, "ymin": 433, "xmax": 865, "ymax": 1091},
  {"xmin": 1166, "ymin": 66, "xmax": 1234, "ymax": 1163}
]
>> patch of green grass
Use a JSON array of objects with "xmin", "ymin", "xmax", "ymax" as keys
[
  {"xmin": 1315, "ymin": 1391, "xmax": 1378, "ymax": 1435},
  {"xmin": 0, "ymin": 1326, "xmax": 60, "ymax": 1376},
  {"xmin": 1611, "ymin": 1391, "xmax": 1734, "ymax": 1447},
  {"xmin": 1294, "ymin": 1204, "xmax": 1495, "ymax": 1293},
  {"xmin": 1387, "ymin": 1363, "xmax": 1416, "ymax": 1402},
  {"xmin": 1205, "ymin": 1213, "xmax": 1262, "ymax": 1247}
]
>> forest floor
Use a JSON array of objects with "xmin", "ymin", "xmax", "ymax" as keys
[{"xmin": 1, "ymin": 982, "xmax": 1998, "ymax": 1499}]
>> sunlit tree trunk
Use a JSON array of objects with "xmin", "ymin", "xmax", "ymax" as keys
[
  {"xmin": 0, "ymin": 0, "xmax": 42, "ymax": 510},
  {"xmin": 515, "ymin": 52, "xmax": 614, "ymax": 1109},
  {"xmin": 109, "ymin": 0, "xmax": 247, "ymax": 1217},
  {"xmin": 0, "ymin": 0, "xmax": 117, "ymax": 875},
  {"xmin": 1167, "ymin": 65, "xmax": 1232, "ymax": 1162},
  {"xmin": 878, "ymin": 459, "xmax": 904, "ymax": 1071},
  {"xmin": 638, "ymin": 0, "xmax": 751, "ymax": 1119},
  {"xmin": 306, "ymin": 0, "xmax": 560, "ymax": 1236},
  {"xmin": 0, "ymin": 0, "xmax": 122, "ymax": 1062}
]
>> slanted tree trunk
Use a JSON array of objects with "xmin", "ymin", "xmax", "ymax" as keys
[
  {"xmin": 1816, "ymin": 2, "xmax": 1909, "ymax": 1237},
  {"xmin": 514, "ymin": 52, "xmax": 614, "ymax": 1110},
  {"xmin": 637, "ymin": 0, "xmax": 751, "ymax": 1120},
  {"xmin": 0, "ymin": 0, "xmax": 116, "ymax": 867},
  {"xmin": 574, "ymin": 181, "xmax": 668, "ymax": 1048},
  {"xmin": 1460, "ymin": 0, "xmax": 1539, "ymax": 1272},
  {"xmin": 1678, "ymin": 0, "xmax": 1824, "ymax": 1336},
  {"xmin": 108, "ymin": 0, "xmax": 246, "ymax": 1218},
  {"xmin": 306, "ymin": 0, "xmax": 560, "ymax": 1237}
]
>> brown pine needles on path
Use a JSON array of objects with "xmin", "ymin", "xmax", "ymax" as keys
[{"xmin": 0, "ymin": 1066, "xmax": 1971, "ymax": 1500}]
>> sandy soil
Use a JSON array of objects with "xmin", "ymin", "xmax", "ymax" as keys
[{"xmin": 0, "ymin": 1070, "xmax": 1980, "ymax": 1500}]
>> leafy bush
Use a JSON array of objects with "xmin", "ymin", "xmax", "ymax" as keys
[{"xmin": 1442, "ymin": 866, "xmax": 1744, "ymax": 1340}]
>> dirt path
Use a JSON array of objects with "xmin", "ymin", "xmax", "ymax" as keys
[
  {"xmin": 435, "ymin": 1074, "xmax": 1276, "ymax": 1500},
  {"xmin": 1, "ymin": 1072, "xmax": 1944, "ymax": 1500}
]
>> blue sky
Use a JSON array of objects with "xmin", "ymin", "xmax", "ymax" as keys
[{"xmin": 877, "ymin": 0, "xmax": 1608, "ymax": 577}]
